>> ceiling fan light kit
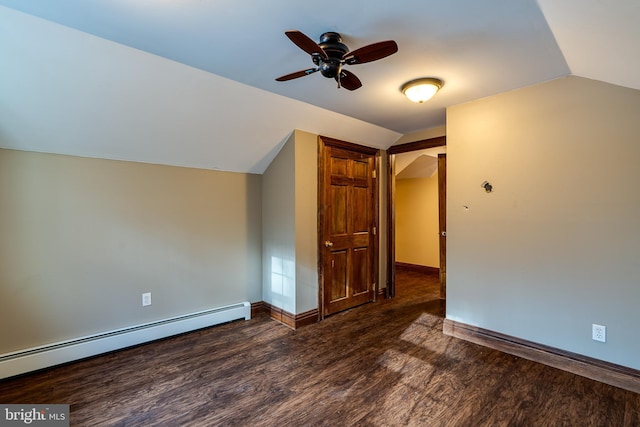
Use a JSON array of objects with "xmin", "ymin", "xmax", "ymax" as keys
[{"xmin": 401, "ymin": 77, "xmax": 444, "ymax": 103}]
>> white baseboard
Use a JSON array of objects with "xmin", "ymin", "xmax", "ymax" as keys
[{"xmin": 0, "ymin": 302, "xmax": 251, "ymax": 379}]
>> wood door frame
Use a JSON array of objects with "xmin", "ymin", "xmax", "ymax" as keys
[
  {"xmin": 386, "ymin": 136, "xmax": 446, "ymax": 299},
  {"xmin": 317, "ymin": 135, "xmax": 380, "ymax": 320},
  {"xmin": 437, "ymin": 153, "xmax": 447, "ymax": 299}
]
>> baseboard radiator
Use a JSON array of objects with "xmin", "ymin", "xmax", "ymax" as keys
[{"xmin": 0, "ymin": 302, "xmax": 251, "ymax": 380}]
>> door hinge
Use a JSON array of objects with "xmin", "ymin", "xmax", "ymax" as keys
[
  {"xmin": 372, "ymin": 170, "xmax": 377, "ymax": 179},
  {"xmin": 373, "ymin": 226, "xmax": 377, "ymax": 235}
]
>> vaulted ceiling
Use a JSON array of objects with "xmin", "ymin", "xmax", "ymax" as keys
[{"xmin": 1, "ymin": 1, "xmax": 638, "ymax": 173}]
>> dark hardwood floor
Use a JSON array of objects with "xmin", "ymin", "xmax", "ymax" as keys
[{"xmin": 1, "ymin": 269, "xmax": 639, "ymax": 426}]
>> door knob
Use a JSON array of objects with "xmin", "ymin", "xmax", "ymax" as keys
[{"xmin": 325, "ymin": 241, "xmax": 334, "ymax": 247}]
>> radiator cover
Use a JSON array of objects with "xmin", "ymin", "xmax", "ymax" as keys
[{"xmin": 0, "ymin": 302, "xmax": 251, "ymax": 379}]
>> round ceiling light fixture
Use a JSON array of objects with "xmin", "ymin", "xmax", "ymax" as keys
[{"xmin": 401, "ymin": 77, "xmax": 444, "ymax": 103}]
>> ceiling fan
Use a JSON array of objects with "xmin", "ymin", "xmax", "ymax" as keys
[{"xmin": 275, "ymin": 30, "xmax": 398, "ymax": 91}]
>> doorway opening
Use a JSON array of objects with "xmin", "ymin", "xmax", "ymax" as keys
[{"xmin": 386, "ymin": 136, "xmax": 446, "ymax": 307}]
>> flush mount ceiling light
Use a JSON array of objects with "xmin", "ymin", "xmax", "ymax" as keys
[{"xmin": 401, "ymin": 77, "xmax": 444, "ymax": 103}]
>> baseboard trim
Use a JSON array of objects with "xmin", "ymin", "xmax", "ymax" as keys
[
  {"xmin": 251, "ymin": 301, "xmax": 265, "ymax": 318},
  {"xmin": 294, "ymin": 309, "xmax": 320, "ymax": 329},
  {"xmin": 261, "ymin": 302, "xmax": 319, "ymax": 329},
  {"xmin": 443, "ymin": 319, "xmax": 640, "ymax": 394},
  {"xmin": 395, "ymin": 262, "xmax": 439, "ymax": 274}
]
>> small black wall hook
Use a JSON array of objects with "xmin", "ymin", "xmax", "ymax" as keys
[{"xmin": 481, "ymin": 181, "xmax": 493, "ymax": 193}]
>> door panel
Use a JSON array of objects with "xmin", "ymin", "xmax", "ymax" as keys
[
  {"xmin": 330, "ymin": 250, "xmax": 348, "ymax": 301},
  {"xmin": 331, "ymin": 185, "xmax": 348, "ymax": 235},
  {"xmin": 352, "ymin": 247, "xmax": 370, "ymax": 295},
  {"xmin": 353, "ymin": 159, "xmax": 369, "ymax": 179},
  {"xmin": 320, "ymin": 139, "xmax": 378, "ymax": 317},
  {"xmin": 352, "ymin": 186, "xmax": 369, "ymax": 232},
  {"xmin": 331, "ymin": 156, "xmax": 349, "ymax": 176}
]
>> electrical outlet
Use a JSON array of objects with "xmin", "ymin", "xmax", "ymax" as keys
[
  {"xmin": 142, "ymin": 292, "xmax": 152, "ymax": 307},
  {"xmin": 592, "ymin": 324, "xmax": 606, "ymax": 342}
]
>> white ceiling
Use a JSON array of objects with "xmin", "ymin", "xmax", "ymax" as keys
[{"xmin": 0, "ymin": 1, "xmax": 639, "ymax": 173}]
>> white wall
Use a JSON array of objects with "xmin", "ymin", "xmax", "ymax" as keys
[
  {"xmin": 446, "ymin": 76, "xmax": 640, "ymax": 370},
  {"xmin": 0, "ymin": 149, "xmax": 262, "ymax": 355}
]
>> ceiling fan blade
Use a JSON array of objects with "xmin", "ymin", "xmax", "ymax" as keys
[
  {"xmin": 337, "ymin": 69, "xmax": 362, "ymax": 91},
  {"xmin": 275, "ymin": 68, "xmax": 319, "ymax": 82},
  {"xmin": 285, "ymin": 30, "xmax": 328, "ymax": 59},
  {"xmin": 343, "ymin": 40, "xmax": 398, "ymax": 65}
]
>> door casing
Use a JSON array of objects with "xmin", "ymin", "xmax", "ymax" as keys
[{"xmin": 386, "ymin": 136, "xmax": 446, "ymax": 299}]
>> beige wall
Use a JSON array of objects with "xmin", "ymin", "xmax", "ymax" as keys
[
  {"xmin": 262, "ymin": 132, "xmax": 297, "ymax": 313},
  {"xmin": 395, "ymin": 175, "xmax": 440, "ymax": 268},
  {"xmin": 447, "ymin": 76, "xmax": 640, "ymax": 370},
  {"xmin": 294, "ymin": 130, "xmax": 319, "ymax": 313},
  {"xmin": 262, "ymin": 130, "xmax": 318, "ymax": 315},
  {"xmin": 0, "ymin": 149, "xmax": 262, "ymax": 354}
]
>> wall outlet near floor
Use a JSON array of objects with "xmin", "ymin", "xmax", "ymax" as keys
[
  {"xmin": 592, "ymin": 324, "xmax": 606, "ymax": 342},
  {"xmin": 142, "ymin": 292, "xmax": 152, "ymax": 307}
]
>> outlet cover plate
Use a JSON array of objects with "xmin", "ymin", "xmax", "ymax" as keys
[
  {"xmin": 142, "ymin": 292, "xmax": 152, "ymax": 307},
  {"xmin": 592, "ymin": 324, "xmax": 606, "ymax": 342}
]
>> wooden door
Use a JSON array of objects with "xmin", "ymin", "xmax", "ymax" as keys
[
  {"xmin": 438, "ymin": 153, "xmax": 447, "ymax": 299},
  {"xmin": 319, "ymin": 137, "xmax": 377, "ymax": 317}
]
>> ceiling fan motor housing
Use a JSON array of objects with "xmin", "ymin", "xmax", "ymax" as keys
[
  {"xmin": 318, "ymin": 32, "xmax": 348, "ymax": 78},
  {"xmin": 276, "ymin": 29, "xmax": 397, "ymax": 91}
]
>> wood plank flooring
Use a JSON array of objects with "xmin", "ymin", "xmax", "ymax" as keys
[{"xmin": 1, "ymin": 269, "xmax": 639, "ymax": 426}]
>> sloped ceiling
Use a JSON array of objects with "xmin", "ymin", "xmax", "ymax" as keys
[
  {"xmin": 537, "ymin": 0, "xmax": 640, "ymax": 91},
  {"xmin": 395, "ymin": 147, "xmax": 447, "ymax": 180},
  {"xmin": 0, "ymin": 1, "xmax": 638, "ymax": 173}
]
